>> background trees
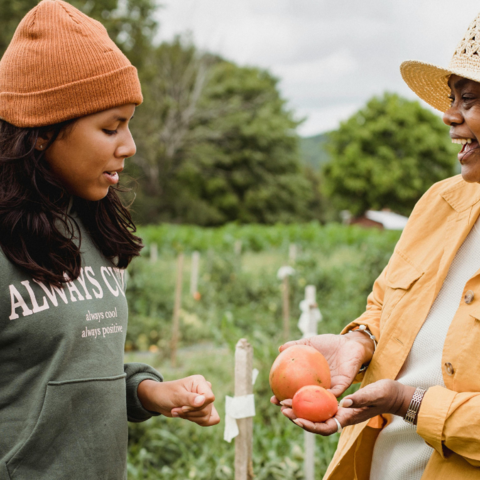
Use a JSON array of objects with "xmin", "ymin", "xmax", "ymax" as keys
[
  {"xmin": 129, "ymin": 40, "xmax": 314, "ymax": 225},
  {"xmin": 0, "ymin": 1, "xmax": 460, "ymax": 224},
  {"xmin": 322, "ymin": 93, "xmax": 458, "ymax": 216}
]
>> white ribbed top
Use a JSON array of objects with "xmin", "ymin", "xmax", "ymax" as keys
[{"xmin": 370, "ymin": 217, "xmax": 480, "ymax": 480}]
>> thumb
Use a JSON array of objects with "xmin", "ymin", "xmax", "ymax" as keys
[
  {"xmin": 186, "ymin": 392, "xmax": 206, "ymax": 408},
  {"xmin": 339, "ymin": 388, "xmax": 374, "ymax": 409}
]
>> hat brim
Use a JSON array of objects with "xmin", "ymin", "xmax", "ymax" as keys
[{"xmin": 399, "ymin": 60, "xmax": 480, "ymax": 113}]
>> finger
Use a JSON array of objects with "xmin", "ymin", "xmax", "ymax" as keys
[
  {"xmin": 178, "ymin": 409, "xmax": 212, "ymax": 418},
  {"xmin": 280, "ymin": 406, "xmax": 297, "ymax": 421},
  {"xmin": 279, "ymin": 399, "xmax": 292, "ymax": 407},
  {"xmin": 184, "ymin": 377, "xmax": 216, "ymax": 409},
  {"xmin": 339, "ymin": 387, "xmax": 378, "ymax": 409},
  {"xmin": 184, "ymin": 406, "xmax": 221, "ymax": 426},
  {"xmin": 329, "ymin": 383, "xmax": 351, "ymax": 398},
  {"xmin": 279, "ymin": 338, "xmax": 311, "ymax": 352},
  {"xmin": 294, "ymin": 417, "xmax": 339, "ymax": 436},
  {"xmin": 270, "ymin": 395, "xmax": 281, "ymax": 406}
]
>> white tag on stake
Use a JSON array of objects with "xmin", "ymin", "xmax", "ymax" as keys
[
  {"xmin": 252, "ymin": 368, "xmax": 259, "ymax": 385},
  {"xmin": 224, "ymin": 394, "xmax": 256, "ymax": 443}
]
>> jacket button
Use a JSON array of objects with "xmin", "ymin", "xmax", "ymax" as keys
[
  {"xmin": 445, "ymin": 362, "xmax": 454, "ymax": 375},
  {"xmin": 464, "ymin": 290, "xmax": 475, "ymax": 304}
]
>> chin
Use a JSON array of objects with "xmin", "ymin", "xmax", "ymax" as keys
[
  {"xmin": 75, "ymin": 189, "xmax": 110, "ymax": 202},
  {"xmin": 460, "ymin": 168, "xmax": 480, "ymax": 183}
]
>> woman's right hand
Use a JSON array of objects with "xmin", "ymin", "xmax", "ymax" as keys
[{"xmin": 270, "ymin": 331, "xmax": 375, "ymax": 402}]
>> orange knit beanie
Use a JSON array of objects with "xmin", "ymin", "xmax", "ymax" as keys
[{"xmin": 0, "ymin": 0, "xmax": 143, "ymax": 128}]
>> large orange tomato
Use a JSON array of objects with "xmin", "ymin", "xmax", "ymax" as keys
[{"xmin": 269, "ymin": 345, "xmax": 331, "ymax": 401}]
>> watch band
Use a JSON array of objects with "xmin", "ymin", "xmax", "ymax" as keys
[{"xmin": 404, "ymin": 387, "xmax": 426, "ymax": 425}]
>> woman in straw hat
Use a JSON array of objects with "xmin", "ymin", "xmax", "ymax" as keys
[
  {"xmin": 0, "ymin": 1, "xmax": 219, "ymax": 479},
  {"xmin": 274, "ymin": 11, "xmax": 480, "ymax": 480}
]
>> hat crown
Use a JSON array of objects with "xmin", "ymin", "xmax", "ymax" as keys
[
  {"xmin": 0, "ymin": 0, "xmax": 142, "ymax": 127},
  {"xmin": 452, "ymin": 13, "xmax": 480, "ymax": 61},
  {"xmin": 1, "ymin": 0, "xmax": 127, "ymax": 93}
]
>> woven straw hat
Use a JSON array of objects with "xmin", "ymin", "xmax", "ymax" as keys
[
  {"xmin": 0, "ymin": 0, "xmax": 142, "ymax": 128},
  {"xmin": 401, "ymin": 12, "xmax": 480, "ymax": 112}
]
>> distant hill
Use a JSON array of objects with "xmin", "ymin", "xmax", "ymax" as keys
[{"xmin": 299, "ymin": 133, "xmax": 331, "ymax": 170}]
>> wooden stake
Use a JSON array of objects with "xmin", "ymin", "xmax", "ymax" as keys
[
  {"xmin": 288, "ymin": 243, "xmax": 297, "ymax": 264},
  {"xmin": 282, "ymin": 275, "xmax": 290, "ymax": 341},
  {"xmin": 170, "ymin": 252, "xmax": 184, "ymax": 367},
  {"xmin": 304, "ymin": 430, "xmax": 315, "ymax": 480},
  {"xmin": 304, "ymin": 285, "xmax": 317, "ymax": 480},
  {"xmin": 150, "ymin": 243, "xmax": 158, "ymax": 263},
  {"xmin": 234, "ymin": 240, "xmax": 243, "ymax": 256},
  {"xmin": 235, "ymin": 339, "xmax": 254, "ymax": 480},
  {"xmin": 190, "ymin": 251, "xmax": 200, "ymax": 297}
]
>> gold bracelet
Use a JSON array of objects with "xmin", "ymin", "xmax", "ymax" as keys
[{"xmin": 404, "ymin": 387, "xmax": 426, "ymax": 425}]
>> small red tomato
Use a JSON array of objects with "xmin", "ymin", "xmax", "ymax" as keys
[{"xmin": 292, "ymin": 385, "xmax": 338, "ymax": 422}]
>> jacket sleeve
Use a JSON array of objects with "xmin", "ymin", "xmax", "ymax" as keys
[
  {"xmin": 417, "ymin": 386, "xmax": 480, "ymax": 466},
  {"xmin": 124, "ymin": 362, "xmax": 163, "ymax": 423},
  {"xmin": 338, "ymin": 262, "xmax": 389, "ymax": 383},
  {"xmin": 340, "ymin": 263, "xmax": 388, "ymax": 342}
]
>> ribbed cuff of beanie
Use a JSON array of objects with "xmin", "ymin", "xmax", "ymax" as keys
[{"xmin": 0, "ymin": 65, "xmax": 142, "ymax": 128}]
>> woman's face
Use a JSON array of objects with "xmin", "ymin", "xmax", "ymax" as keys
[
  {"xmin": 444, "ymin": 75, "xmax": 480, "ymax": 183},
  {"xmin": 39, "ymin": 104, "xmax": 136, "ymax": 201}
]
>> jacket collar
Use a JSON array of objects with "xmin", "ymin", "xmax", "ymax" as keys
[{"xmin": 441, "ymin": 175, "xmax": 480, "ymax": 212}]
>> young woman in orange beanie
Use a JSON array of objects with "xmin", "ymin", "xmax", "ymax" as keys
[{"xmin": 0, "ymin": 2, "xmax": 219, "ymax": 479}]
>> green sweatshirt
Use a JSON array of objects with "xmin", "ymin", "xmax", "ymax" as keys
[{"xmin": 0, "ymin": 207, "xmax": 162, "ymax": 480}]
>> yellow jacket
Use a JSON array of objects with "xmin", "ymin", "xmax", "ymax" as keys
[{"xmin": 325, "ymin": 175, "xmax": 480, "ymax": 480}]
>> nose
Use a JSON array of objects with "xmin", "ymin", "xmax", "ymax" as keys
[
  {"xmin": 116, "ymin": 129, "xmax": 136, "ymax": 159},
  {"xmin": 443, "ymin": 103, "xmax": 463, "ymax": 127}
]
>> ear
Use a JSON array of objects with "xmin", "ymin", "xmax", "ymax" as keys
[{"xmin": 35, "ymin": 132, "xmax": 53, "ymax": 152}]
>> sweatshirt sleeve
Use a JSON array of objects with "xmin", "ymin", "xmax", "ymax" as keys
[
  {"xmin": 124, "ymin": 362, "xmax": 163, "ymax": 423},
  {"xmin": 417, "ymin": 386, "xmax": 480, "ymax": 466}
]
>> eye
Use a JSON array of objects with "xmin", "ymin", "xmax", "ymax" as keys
[{"xmin": 103, "ymin": 129, "xmax": 118, "ymax": 136}]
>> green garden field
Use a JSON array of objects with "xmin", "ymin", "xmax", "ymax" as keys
[{"xmin": 125, "ymin": 223, "xmax": 401, "ymax": 479}]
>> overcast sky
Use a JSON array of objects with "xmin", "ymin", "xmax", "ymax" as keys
[{"xmin": 155, "ymin": 1, "xmax": 480, "ymax": 136}]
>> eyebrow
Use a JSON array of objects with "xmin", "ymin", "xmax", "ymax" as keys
[
  {"xmin": 450, "ymin": 77, "xmax": 470, "ymax": 90},
  {"xmin": 110, "ymin": 113, "xmax": 135, "ymax": 122}
]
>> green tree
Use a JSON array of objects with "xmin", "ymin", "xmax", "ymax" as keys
[
  {"xmin": 0, "ymin": 0, "xmax": 158, "ymax": 68},
  {"xmin": 323, "ymin": 92, "xmax": 458, "ymax": 216},
  {"xmin": 128, "ymin": 39, "xmax": 314, "ymax": 225}
]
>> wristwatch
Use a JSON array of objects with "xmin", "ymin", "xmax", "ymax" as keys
[
  {"xmin": 347, "ymin": 324, "xmax": 377, "ymax": 372},
  {"xmin": 404, "ymin": 387, "xmax": 426, "ymax": 425}
]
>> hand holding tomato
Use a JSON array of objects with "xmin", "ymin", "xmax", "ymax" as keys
[
  {"xmin": 271, "ymin": 332, "xmax": 374, "ymax": 403},
  {"xmin": 279, "ymin": 379, "xmax": 416, "ymax": 436}
]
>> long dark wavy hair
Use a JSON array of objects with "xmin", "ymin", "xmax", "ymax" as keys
[{"xmin": 0, "ymin": 118, "xmax": 143, "ymax": 287}]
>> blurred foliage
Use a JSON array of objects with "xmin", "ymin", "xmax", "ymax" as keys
[
  {"xmin": 323, "ymin": 92, "xmax": 458, "ymax": 216},
  {"xmin": 0, "ymin": 0, "xmax": 158, "ymax": 69},
  {"xmin": 125, "ymin": 223, "xmax": 400, "ymax": 478},
  {"xmin": 128, "ymin": 38, "xmax": 316, "ymax": 225},
  {"xmin": 136, "ymin": 221, "xmax": 401, "ymax": 255}
]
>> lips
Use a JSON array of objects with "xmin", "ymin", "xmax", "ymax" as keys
[
  {"xmin": 103, "ymin": 171, "xmax": 119, "ymax": 184},
  {"xmin": 459, "ymin": 139, "xmax": 479, "ymax": 162},
  {"xmin": 452, "ymin": 137, "xmax": 480, "ymax": 163}
]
